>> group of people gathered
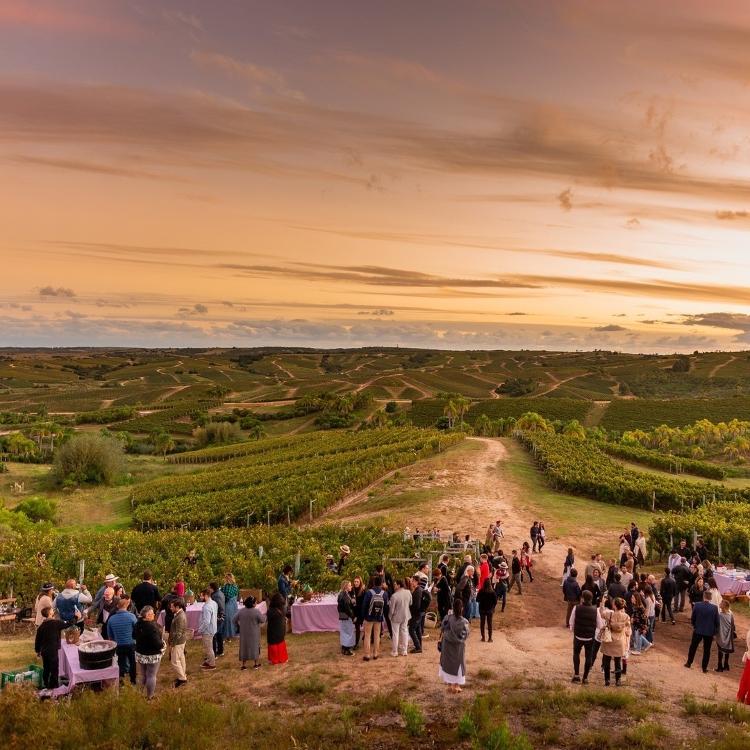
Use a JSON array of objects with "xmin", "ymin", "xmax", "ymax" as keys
[
  {"xmin": 33, "ymin": 569, "xmax": 289, "ymax": 699},
  {"xmin": 561, "ymin": 527, "xmax": 750, "ymax": 701}
]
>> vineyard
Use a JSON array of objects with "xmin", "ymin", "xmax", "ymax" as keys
[
  {"xmin": 131, "ymin": 428, "xmax": 463, "ymax": 528},
  {"xmin": 516, "ymin": 430, "xmax": 750, "ymax": 511},
  {"xmin": 0, "ymin": 521, "xmax": 440, "ymax": 606},
  {"xmin": 650, "ymin": 502, "xmax": 750, "ymax": 566},
  {"xmin": 600, "ymin": 442, "xmax": 727, "ymax": 480}
]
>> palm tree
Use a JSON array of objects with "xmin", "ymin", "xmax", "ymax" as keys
[
  {"xmin": 562, "ymin": 419, "xmax": 586, "ymax": 441},
  {"xmin": 443, "ymin": 400, "xmax": 459, "ymax": 429},
  {"xmin": 249, "ymin": 424, "xmax": 267, "ymax": 441}
]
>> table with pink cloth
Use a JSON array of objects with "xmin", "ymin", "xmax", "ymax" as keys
[
  {"xmin": 713, "ymin": 571, "xmax": 750, "ymax": 596},
  {"xmin": 158, "ymin": 601, "xmax": 267, "ymax": 638},
  {"xmin": 291, "ymin": 594, "xmax": 339, "ymax": 634},
  {"xmin": 55, "ymin": 639, "xmax": 119, "ymax": 694}
]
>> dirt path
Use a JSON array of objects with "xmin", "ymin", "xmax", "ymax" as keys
[
  {"xmin": 709, "ymin": 356, "xmax": 737, "ymax": 378},
  {"xmin": 324, "ymin": 437, "xmax": 739, "ymax": 707},
  {"xmin": 271, "ymin": 359, "xmax": 295, "ymax": 380},
  {"xmin": 155, "ymin": 384, "xmax": 189, "ymax": 403},
  {"xmin": 536, "ymin": 371, "xmax": 591, "ymax": 396}
]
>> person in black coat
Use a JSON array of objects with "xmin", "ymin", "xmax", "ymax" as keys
[
  {"xmin": 130, "ymin": 571, "xmax": 161, "ymax": 613},
  {"xmin": 477, "ymin": 578, "xmax": 498, "ymax": 643},
  {"xmin": 660, "ymin": 569, "xmax": 677, "ymax": 624},
  {"xmin": 35, "ymin": 606, "xmax": 67, "ymax": 689}
]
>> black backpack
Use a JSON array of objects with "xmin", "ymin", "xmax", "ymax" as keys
[
  {"xmin": 419, "ymin": 589, "xmax": 432, "ymax": 613},
  {"xmin": 367, "ymin": 590, "xmax": 385, "ymax": 619}
]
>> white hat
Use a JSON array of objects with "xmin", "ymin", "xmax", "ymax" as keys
[
  {"xmin": 339, "ymin": 545, "xmax": 350, "ymax": 555},
  {"xmin": 103, "ymin": 573, "xmax": 119, "ymax": 583}
]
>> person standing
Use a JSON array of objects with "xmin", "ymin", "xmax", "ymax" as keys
[
  {"xmin": 408, "ymin": 576, "xmax": 424, "ymax": 654},
  {"xmin": 55, "ymin": 579, "xmax": 92, "ymax": 628},
  {"xmin": 197, "ymin": 588, "xmax": 218, "ymax": 671},
  {"xmin": 563, "ymin": 569, "xmax": 581, "ymax": 628},
  {"xmin": 337, "ymin": 580, "xmax": 357, "ymax": 656},
  {"xmin": 106, "ymin": 595, "xmax": 137, "ymax": 685},
  {"xmin": 562, "ymin": 548, "xmax": 575, "ymax": 586},
  {"xmin": 131, "ymin": 571, "xmax": 161, "ymax": 614},
  {"xmin": 601, "ymin": 597, "xmax": 631, "ymax": 687},
  {"xmin": 685, "ymin": 590, "xmax": 720, "ymax": 673},
  {"xmin": 510, "ymin": 552, "xmax": 523, "ymax": 595},
  {"xmin": 538, "ymin": 522, "xmax": 546, "ymax": 551},
  {"xmin": 569, "ymin": 590, "xmax": 603, "ymax": 685},
  {"xmin": 716, "ymin": 599, "xmax": 736, "ymax": 673},
  {"xmin": 209, "ymin": 582, "xmax": 226, "ymax": 657},
  {"xmin": 34, "ymin": 606, "xmax": 67, "ymax": 689},
  {"xmin": 134, "ymin": 606, "xmax": 164, "ymax": 700},
  {"xmin": 477, "ymin": 578, "xmax": 498, "ymax": 643},
  {"xmin": 352, "ymin": 575, "xmax": 366, "ymax": 649},
  {"xmin": 438, "ymin": 598, "xmax": 470, "ymax": 694},
  {"xmin": 673, "ymin": 558, "xmax": 692, "ymax": 612},
  {"xmin": 478, "ymin": 554, "xmax": 491, "ymax": 591},
  {"xmin": 34, "ymin": 583, "xmax": 56, "ymax": 627},
  {"xmin": 361, "ymin": 575, "xmax": 388, "ymax": 661},
  {"xmin": 493, "ymin": 562, "xmax": 509, "ymax": 613},
  {"xmin": 388, "ymin": 579, "xmax": 412, "ymax": 657},
  {"xmin": 432, "ymin": 568, "xmax": 452, "ymax": 622},
  {"xmin": 737, "ymin": 626, "xmax": 750, "ymax": 704},
  {"xmin": 168, "ymin": 597, "xmax": 188, "ymax": 687},
  {"xmin": 221, "ymin": 573, "xmax": 240, "ymax": 642},
  {"xmin": 267, "ymin": 593, "xmax": 289, "ymax": 665},
  {"xmin": 235, "ymin": 595, "xmax": 266, "ymax": 669},
  {"xmin": 659, "ymin": 568, "xmax": 677, "ymax": 625}
]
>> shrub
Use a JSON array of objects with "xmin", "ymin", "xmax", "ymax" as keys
[
  {"xmin": 14, "ymin": 496, "xmax": 57, "ymax": 523},
  {"xmin": 52, "ymin": 433, "xmax": 124, "ymax": 486},
  {"xmin": 287, "ymin": 673, "xmax": 328, "ymax": 696},
  {"xmin": 479, "ymin": 722, "xmax": 533, "ymax": 750},
  {"xmin": 193, "ymin": 422, "xmax": 242, "ymax": 447}
]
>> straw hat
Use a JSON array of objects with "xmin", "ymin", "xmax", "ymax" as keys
[
  {"xmin": 326, "ymin": 554, "xmax": 334, "ymax": 560},
  {"xmin": 103, "ymin": 573, "xmax": 119, "ymax": 583},
  {"xmin": 339, "ymin": 545, "xmax": 350, "ymax": 555},
  {"xmin": 499, "ymin": 562, "xmax": 509, "ymax": 569},
  {"xmin": 40, "ymin": 582, "xmax": 55, "ymax": 592}
]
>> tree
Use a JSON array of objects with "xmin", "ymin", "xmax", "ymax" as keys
[
  {"xmin": 562, "ymin": 419, "xmax": 586, "ymax": 441},
  {"xmin": 152, "ymin": 431, "xmax": 175, "ymax": 458},
  {"xmin": 443, "ymin": 400, "xmax": 459, "ymax": 429},
  {"xmin": 52, "ymin": 433, "xmax": 125, "ymax": 486},
  {"xmin": 248, "ymin": 424, "xmax": 268, "ymax": 441},
  {"xmin": 515, "ymin": 412, "xmax": 554, "ymax": 433},
  {"xmin": 6, "ymin": 433, "xmax": 37, "ymax": 459},
  {"xmin": 14, "ymin": 496, "xmax": 57, "ymax": 523}
]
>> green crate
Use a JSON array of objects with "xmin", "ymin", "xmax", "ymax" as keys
[{"xmin": 1, "ymin": 664, "xmax": 43, "ymax": 689}]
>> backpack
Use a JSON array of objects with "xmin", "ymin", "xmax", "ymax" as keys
[
  {"xmin": 367, "ymin": 590, "xmax": 385, "ymax": 619},
  {"xmin": 419, "ymin": 589, "xmax": 432, "ymax": 613}
]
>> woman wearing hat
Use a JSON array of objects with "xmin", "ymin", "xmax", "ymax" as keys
[
  {"xmin": 35, "ymin": 583, "xmax": 56, "ymax": 627},
  {"xmin": 493, "ymin": 562, "xmax": 510, "ymax": 613},
  {"xmin": 235, "ymin": 595, "xmax": 266, "ymax": 670}
]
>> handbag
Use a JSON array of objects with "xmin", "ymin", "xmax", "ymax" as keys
[{"xmin": 598, "ymin": 613, "xmax": 613, "ymax": 643}]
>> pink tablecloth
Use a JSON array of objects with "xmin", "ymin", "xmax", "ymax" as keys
[
  {"xmin": 158, "ymin": 601, "xmax": 267, "ymax": 638},
  {"xmin": 58, "ymin": 640, "xmax": 120, "ymax": 691},
  {"xmin": 291, "ymin": 594, "xmax": 339, "ymax": 634},
  {"xmin": 713, "ymin": 572, "xmax": 750, "ymax": 596}
]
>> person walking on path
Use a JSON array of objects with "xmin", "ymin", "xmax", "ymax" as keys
[
  {"xmin": 389, "ymin": 579, "xmax": 412, "ymax": 657},
  {"xmin": 530, "ymin": 522, "xmax": 540, "ymax": 553},
  {"xmin": 510, "ymin": 552, "xmax": 523, "ymax": 595},
  {"xmin": 197, "ymin": 588, "xmax": 218, "ymax": 670},
  {"xmin": 361, "ymin": 575, "xmax": 388, "ymax": 661},
  {"xmin": 601, "ymin": 597, "xmax": 631, "ymax": 687},
  {"xmin": 538, "ymin": 522, "xmax": 546, "ymax": 551},
  {"xmin": 168, "ymin": 597, "xmax": 188, "ymax": 687},
  {"xmin": 685, "ymin": 590, "xmax": 720, "ymax": 673},
  {"xmin": 659, "ymin": 568, "xmax": 677, "ymax": 625},
  {"xmin": 235, "ymin": 595, "xmax": 266, "ymax": 669},
  {"xmin": 438, "ymin": 598, "xmax": 470, "ymax": 694},
  {"xmin": 337, "ymin": 580, "xmax": 357, "ymax": 656},
  {"xmin": 569, "ymin": 590, "xmax": 604, "ymax": 685},
  {"xmin": 716, "ymin": 599, "xmax": 736, "ymax": 673},
  {"xmin": 477, "ymin": 578, "xmax": 498, "ymax": 643},
  {"xmin": 134, "ymin": 606, "xmax": 165, "ymax": 700},
  {"xmin": 563, "ymin": 569, "xmax": 581, "ymax": 628}
]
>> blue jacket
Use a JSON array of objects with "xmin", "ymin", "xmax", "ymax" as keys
[
  {"xmin": 562, "ymin": 577, "xmax": 581, "ymax": 603},
  {"xmin": 691, "ymin": 601, "xmax": 720, "ymax": 638},
  {"xmin": 106, "ymin": 610, "xmax": 137, "ymax": 646},
  {"xmin": 278, "ymin": 574, "xmax": 292, "ymax": 598}
]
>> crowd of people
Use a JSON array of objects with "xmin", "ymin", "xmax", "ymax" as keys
[
  {"xmin": 28, "ymin": 519, "xmax": 750, "ymax": 705},
  {"xmin": 562, "ymin": 527, "xmax": 750, "ymax": 700}
]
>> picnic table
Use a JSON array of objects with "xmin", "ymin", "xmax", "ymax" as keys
[
  {"xmin": 713, "ymin": 571, "xmax": 750, "ymax": 596},
  {"xmin": 48, "ymin": 636, "xmax": 120, "ymax": 696}
]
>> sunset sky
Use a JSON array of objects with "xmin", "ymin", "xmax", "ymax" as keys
[{"xmin": 2, "ymin": 0, "xmax": 750, "ymax": 351}]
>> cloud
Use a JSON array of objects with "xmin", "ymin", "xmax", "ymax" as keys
[
  {"xmin": 507, "ymin": 312, "xmax": 527, "ymax": 316},
  {"xmin": 39, "ymin": 286, "xmax": 75, "ymax": 298},
  {"xmin": 178, "ymin": 303, "xmax": 209, "ymax": 317},
  {"xmin": 625, "ymin": 217, "xmax": 641, "ymax": 229},
  {"xmin": 193, "ymin": 303, "xmax": 208, "ymax": 314},
  {"xmin": 289, "ymin": 225, "xmax": 682, "ymax": 270},
  {"xmin": 0, "ymin": 1, "xmax": 140, "ymax": 36},
  {"xmin": 8, "ymin": 154, "xmax": 187, "ymax": 182},
  {"xmin": 683, "ymin": 312, "xmax": 750, "ymax": 342},
  {"xmin": 190, "ymin": 50, "xmax": 303, "ymax": 100},
  {"xmin": 162, "ymin": 10, "xmax": 203, "ymax": 33},
  {"xmin": 557, "ymin": 187, "xmax": 573, "ymax": 211},
  {"xmin": 593, "ymin": 324, "xmax": 627, "ymax": 332},
  {"xmin": 715, "ymin": 210, "xmax": 749, "ymax": 221}
]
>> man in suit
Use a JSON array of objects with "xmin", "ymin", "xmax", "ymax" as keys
[{"xmin": 685, "ymin": 590, "xmax": 720, "ymax": 673}]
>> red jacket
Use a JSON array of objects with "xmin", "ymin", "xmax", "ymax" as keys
[{"xmin": 478, "ymin": 561, "xmax": 491, "ymax": 590}]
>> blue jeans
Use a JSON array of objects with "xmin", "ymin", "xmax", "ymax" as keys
[
  {"xmin": 116, "ymin": 644, "xmax": 136, "ymax": 684},
  {"xmin": 646, "ymin": 616, "xmax": 655, "ymax": 643}
]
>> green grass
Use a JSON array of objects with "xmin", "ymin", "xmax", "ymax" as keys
[{"xmin": 499, "ymin": 439, "xmax": 653, "ymax": 548}]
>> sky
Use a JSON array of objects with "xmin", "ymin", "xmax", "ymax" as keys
[{"xmin": 2, "ymin": 0, "xmax": 750, "ymax": 352}]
